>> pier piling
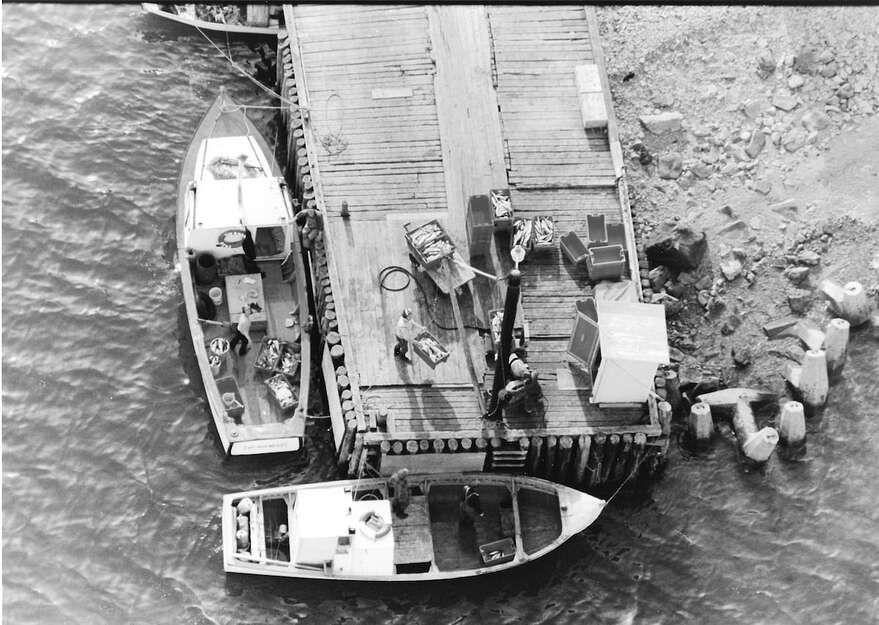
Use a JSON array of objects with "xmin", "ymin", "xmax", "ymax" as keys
[
  {"xmin": 778, "ymin": 400, "xmax": 806, "ymax": 459},
  {"xmin": 823, "ymin": 318, "xmax": 850, "ymax": 382},
  {"xmin": 687, "ymin": 402, "xmax": 713, "ymax": 451}
]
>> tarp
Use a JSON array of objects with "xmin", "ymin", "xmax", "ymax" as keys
[{"xmin": 596, "ymin": 300, "xmax": 669, "ymax": 365}]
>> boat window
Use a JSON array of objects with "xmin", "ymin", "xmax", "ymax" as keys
[
  {"xmin": 255, "ymin": 226, "xmax": 285, "ymax": 257},
  {"xmin": 263, "ymin": 497, "xmax": 291, "ymax": 563},
  {"xmin": 517, "ymin": 487, "xmax": 562, "ymax": 555},
  {"xmin": 396, "ymin": 561, "xmax": 432, "ymax": 574}
]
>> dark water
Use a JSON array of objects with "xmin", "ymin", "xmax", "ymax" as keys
[{"xmin": 3, "ymin": 5, "xmax": 878, "ymax": 624}]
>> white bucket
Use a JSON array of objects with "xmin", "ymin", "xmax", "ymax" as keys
[{"xmin": 209, "ymin": 287, "xmax": 223, "ymax": 306}]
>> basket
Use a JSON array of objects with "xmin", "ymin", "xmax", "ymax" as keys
[
  {"xmin": 530, "ymin": 216, "xmax": 555, "ymax": 251},
  {"xmin": 411, "ymin": 330, "xmax": 450, "ymax": 369},
  {"xmin": 490, "ymin": 189, "xmax": 514, "ymax": 231},
  {"xmin": 404, "ymin": 220, "xmax": 455, "ymax": 269},
  {"xmin": 273, "ymin": 341, "xmax": 301, "ymax": 378},
  {"xmin": 265, "ymin": 374, "xmax": 297, "ymax": 412},
  {"xmin": 254, "ymin": 337, "xmax": 282, "ymax": 372}
]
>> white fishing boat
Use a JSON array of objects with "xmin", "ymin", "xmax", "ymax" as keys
[
  {"xmin": 222, "ymin": 473, "xmax": 605, "ymax": 580},
  {"xmin": 142, "ymin": 3, "xmax": 284, "ymax": 37},
  {"xmin": 177, "ymin": 88, "xmax": 310, "ymax": 455}
]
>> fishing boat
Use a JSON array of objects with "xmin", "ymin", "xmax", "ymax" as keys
[
  {"xmin": 176, "ymin": 88, "xmax": 310, "ymax": 455},
  {"xmin": 222, "ymin": 473, "xmax": 605, "ymax": 580},
  {"xmin": 142, "ymin": 3, "xmax": 284, "ymax": 36}
]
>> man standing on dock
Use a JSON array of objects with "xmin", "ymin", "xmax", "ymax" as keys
[{"xmin": 393, "ymin": 308, "xmax": 415, "ymax": 362}]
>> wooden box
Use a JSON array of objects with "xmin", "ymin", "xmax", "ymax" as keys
[
  {"xmin": 466, "ymin": 194, "xmax": 494, "ymax": 254},
  {"xmin": 479, "ymin": 537, "xmax": 516, "ymax": 566},
  {"xmin": 411, "ymin": 330, "xmax": 450, "ymax": 369},
  {"xmin": 273, "ymin": 341, "xmax": 301, "ymax": 378},
  {"xmin": 404, "ymin": 220, "xmax": 454, "ymax": 269},
  {"xmin": 490, "ymin": 189, "xmax": 514, "ymax": 231},
  {"xmin": 254, "ymin": 337, "xmax": 282, "ymax": 372},
  {"xmin": 530, "ymin": 216, "xmax": 555, "ymax": 252},
  {"xmin": 265, "ymin": 374, "xmax": 297, "ymax": 412}
]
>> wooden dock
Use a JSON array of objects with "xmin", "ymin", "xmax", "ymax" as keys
[{"xmin": 279, "ymin": 5, "xmax": 665, "ymax": 491}]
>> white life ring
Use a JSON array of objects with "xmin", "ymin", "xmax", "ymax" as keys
[{"xmin": 359, "ymin": 511, "xmax": 391, "ymax": 540}]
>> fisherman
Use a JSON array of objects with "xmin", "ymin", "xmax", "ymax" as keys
[
  {"xmin": 229, "ymin": 302, "xmax": 261, "ymax": 356},
  {"xmin": 241, "ymin": 228, "xmax": 263, "ymax": 276},
  {"xmin": 460, "ymin": 484, "xmax": 484, "ymax": 525},
  {"xmin": 388, "ymin": 468, "xmax": 410, "ymax": 517},
  {"xmin": 393, "ymin": 308, "xmax": 415, "ymax": 362},
  {"xmin": 508, "ymin": 348, "xmax": 538, "ymax": 383},
  {"xmin": 294, "ymin": 206, "xmax": 322, "ymax": 250}
]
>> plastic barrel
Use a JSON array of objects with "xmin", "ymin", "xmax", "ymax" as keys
[
  {"xmin": 209, "ymin": 287, "xmax": 223, "ymax": 306},
  {"xmin": 195, "ymin": 253, "xmax": 218, "ymax": 285}
]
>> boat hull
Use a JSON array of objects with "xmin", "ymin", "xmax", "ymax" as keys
[
  {"xmin": 142, "ymin": 3, "xmax": 283, "ymax": 37},
  {"xmin": 222, "ymin": 473, "xmax": 604, "ymax": 581}
]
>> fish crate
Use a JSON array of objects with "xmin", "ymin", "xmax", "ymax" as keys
[
  {"xmin": 530, "ymin": 216, "xmax": 555, "ymax": 252},
  {"xmin": 272, "ymin": 341, "xmax": 301, "ymax": 378},
  {"xmin": 490, "ymin": 188, "xmax": 514, "ymax": 231},
  {"xmin": 512, "ymin": 218, "xmax": 533, "ymax": 252},
  {"xmin": 265, "ymin": 374, "xmax": 297, "ymax": 412},
  {"xmin": 253, "ymin": 337, "xmax": 282, "ymax": 372},
  {"xmin": 404, "ymin": 220, "xmax": 455, "ymax": 269},
  {"xmin": 411, "ymin": 330, "xmax": 450, "ymax": 369}
]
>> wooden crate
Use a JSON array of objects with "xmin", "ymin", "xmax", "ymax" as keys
[
  {"xmin": 404, "ymin": 220, "xmax": 455, "ymax": 269},
  {"xmin": 254, "ymin": 337, "xmax": 282, "ymax": 372},
  {"xmin": 490, "ymin": 188, "xmax": 514, "ymax": 231},
  {"xmin": 411, "ymin": 330, "xmax": 450, "ymax": 369}
]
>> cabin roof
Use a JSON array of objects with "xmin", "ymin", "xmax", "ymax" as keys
[
  {"xmin": 596, "ymin": 300, "xmax": 669, "ymax": 364},
  {"xmin": 194, "ymin": 176, "xmax": 289, "ymax": 230}
]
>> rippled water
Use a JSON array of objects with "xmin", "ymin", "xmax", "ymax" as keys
[{"xmin": 3, "ymin": 5, "xmax": 878, "ymax": 624}]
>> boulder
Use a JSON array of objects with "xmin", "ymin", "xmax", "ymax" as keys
[
  {"xmin": 658, "ymin": 152, "xmax": 683, "ymax": 179},
  {"xmin": 787, "ymin": 288, "xmax": 812, "ymax": 314},
  {"xmin": 745, "ymin": 131, "xmax": 766, "ymax": 158},
  {"xmin": 756, "ymin": 52, "xmax": 776, "ymax": 79},
  {"xmin": 721, "ymin": 313, "xmax": 743, "ymax": 336},
  {"xmin": 784, "ymin": 266, "xmax": 811, "ymax": 284},
  {"xmin": 648, "ymin": 265, "xmax": 671, "ymax": 290},
  {"xmin": 645, "ymin": 222, "xmax": 709, "ymax": 272},
  {"xmin": 801, "ymin": 109, "xmax": 830, "ymax": 132},
  {"xmin": 788, "ymin": 74, "xmax": 805, "ymax": 90},
  {"xmin": 691, "ymin": 163, "xmax": 712, "ymax": 179},
  {"xmin": 753, "ymin": 179, "xmax": 772, "ymax": 195},
  {"xmin": 731, "ymin": 345, "xmax": 753, "ymax": 368},
  {"xmin": 639, "ymin": 112, "xmax": 683, "ymax": 134},
  {"xmin": 772, "ymin": 93, "xmax": 799, "ymax": 112},
  {"xmin": 720, "ymin": 259, "xmax": 743, "ymax": 282},
  {"xmin": 742, "ymin": 99, "xmax": 767, "ymax": 120},
  {"xmin": 783, "ymin": 130, "xmax": 807, "ymax": 152},
  {"xmin": 820, "ymin": 62, "xmax": 838, "ymax": 78},
  {"xmin": 796, "ymin": 249, "xmax": 821, "ymax": 266},
  {"xmin": 793, "ymin": 48, "xmax": 816, "ymax": 74}
]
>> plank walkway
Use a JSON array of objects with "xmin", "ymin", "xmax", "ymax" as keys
[{"xmin": 284, "ymin": 5, "xmax": 658, "ymax": 445}]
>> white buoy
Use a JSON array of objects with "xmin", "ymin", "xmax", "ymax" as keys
[
  {"xmin": 742, "ymin": 427, "xmax": 779, "ymax": 464},
  {"xmin": 823, "ymin": 318, "xmax": 850, "ymax": 382},
  {"xmin": 778, "ymin": 400, "xmax": 806, "ymax": 454},
  {"xmin": 799, "ymin": 349, "xmax": 829, "ymax": 413}
]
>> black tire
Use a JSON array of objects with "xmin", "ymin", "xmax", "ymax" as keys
[{"xmin": 196, "ymin": 291, "xmax": 216, "ymax": 320}]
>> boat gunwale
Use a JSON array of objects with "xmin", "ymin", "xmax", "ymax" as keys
[{"xmin": 142, "ymin": 3, "xmax": 285, "ymax": 37}]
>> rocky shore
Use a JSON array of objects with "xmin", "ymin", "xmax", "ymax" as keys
[{"xmin": 598, "ymin": 6, "xmax": 878, "ymax": 402}]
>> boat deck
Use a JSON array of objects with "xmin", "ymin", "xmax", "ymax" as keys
[{"xmin": 282, "ymin": 5, "xmax": 660, "ymax": 463}]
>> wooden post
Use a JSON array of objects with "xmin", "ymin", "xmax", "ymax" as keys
[
  {"xmin": 336, "ymin": 420, "xmax": 356, "ymax": 471},
  {"xmin": 526, "ymin": 435, "xmax": 543, "ymax": 476},
  {"xmin": 347, "ymin": 433, "xmax": 364, "ymax": 477},
  {"xmin": 432, "ymin": 439, "xmax": 445, "ymax": 453},
  {"xmin": 542, "ymin": 436, "xmax": 558, "ymax": 479},
  {"xmin": 572, "ymin": 434, "xmax": 591, "ymax": 486},
  {"xmin": 664, "ymin": 370, "xmax": 682, "ymax": 417},
  {"xmin": 778, "ymin": 400, "xmax": 806, "ymax": 459},
  {"xmin": 419, "ymin": 439, "xmax": 430, "ymax": 453},
  {"xmin": 460, "ymin": 438, "xmax": 473, "ymax": 452},
  {"xmin": 553, "ymin": 436, "xmax": 574, "ymax": 483},
  {"xmin": 628, "ymin": 433, "xmax": 647, "ymax": 478},
  {"xmin": 823, "ymin": 318, "xmax": 850, "ymax": 382},
  {"xmin": 687, "ymin": 402, "xmax": 713, "ymax": 450},
  {"xmin": 602, "ymin": 435, "xmax": 620, "ymax": 486},
  {"xmin": 379, "ymin": 440, "xmax": 391, "ymax": 455},
  {"xmin": 587, "ymin": 435, "xmax": 606, "ymax": 489},
  {"xmin": 658, "ymin": 401, "xmax": 673, "ymax": 437},
  {"xmin": 733, "ymin": 400, "xmax": 778, "ymax": 464},
  {"xmin": 406, "ymin": 440, "xmax": 419, "ymax": 454},
  {"xmin": 612, "ymin": 434, "xmax": 633, "ymax": 484},
  {"xmin": 391, "ymin": 441, "xmax": 404, "ymax": 455},
  {"xmin": 330, "ymin": 344, "xmax": 345, "ymax": 365}
]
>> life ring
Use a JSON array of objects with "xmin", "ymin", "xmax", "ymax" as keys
[{"xmin": 358, "ymin": 510, "xmax": 391, "ymax": 540}]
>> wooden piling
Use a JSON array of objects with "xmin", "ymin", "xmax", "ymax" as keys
[
  {"xmin": 432, "ymin": 439, "xmax": 445, "ymax": 453},
  {"xmin": 406, "ymin": 440, "xmax": 419, "ymax": 454},
  {"xmin": 330, "ymin": 344, "xmax": 345, "ymax": 365},
  {"xmin": 612, "ymin": 434, "xmax": 633, "ymax": 484},
  {"xmin": 336, "ymin": 420, "xmax": 356, "ymax": 471},
  {"xmin": 799, "ymin": 349, "xmax": 829, "ymax": 415},
  {"xmin": 553, "ymin": 436, "xmax": 574, "ymax": 483},
  {"xmin": 658, "ymin": 401, "xmax": 673, "ymax": 436},
  {"xmin": 542, "ymin": 435, "xmax": 558, "ymax": 479},
  {"xmin": 391, "ymin": 441, "xmax": 404, "ymax": 455},
  {"xmin": 460, "ymin": 438, "xmax": 473, "ymax": 451},
  {"xmin": 823, "ymin": 318, "xmax": 850, "ymax": 382},
  {"xmin": 587, "ymin": 435, "xmax": 606, "ymax": 489},
  {"xmin": 526, "ymin": 435, "xmax": 543, "ymax": 476},
  {"xmin": 687, "ymin": 402, "xmax": 713, "ymax": 450},
  {"xmin": 347, "ymin": 433, "xmax": 364, "ymax": 477},
  {"xmin": 664, "ymin": 370, "xmax": 682, "ymax": 416},
  {"xmin": 572, "ymin": 434, "xmax": 591, "ymax": 486},
  {"xmin": 446, "ymin": 438, "xmax": 459, "ymax": 452},
  {"xmin": 628, "ymin": 433, "xmax": 647, "ymax": 478}
]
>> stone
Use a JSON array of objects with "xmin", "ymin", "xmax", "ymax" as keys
[
  {"xmin": 678, "ymin": 364, "xmax": 703, "ymax": 389},
  {"xmin": 817, "ymin": 49, "xmax": 834, "ymax": 64},
  {"xmin": 769, "ymin": 199, "xmax": 798, "ymax": 215},
  {"xmin": 677, "ymin": 171, "xmax": 697, "ymax": 190},
  {"xmin": 756, "ymin": 51, "xmax": 776, "ymax": 78},
  {"xmin": 784, "ymin": 266, "xmax": 811, "ymax": 284},
  {"xmin": 743, "ymin": 99, "xmax": 766, "ymax": 120},
  {"xmin": 652, "ymin": 93, "xmax": 675, "ymax": 108},
  {"xmin": 721, "ymin": 314, "xmax": 742, "ymax": 336},
  {"xmin": 631, "ymin": 141, "xmax": 653, "ymax": 166},
  {"xmin": 773, "ymin": 93, "xmax": 799, "ymax": 112},
  {"xmin": 658, "ymin": 152, "xmax": 684, "ymax": 179},
  {"xmin": 691, "ymin": 163, "xmax": 712, "ymax": 179},
  {"xmin": 645, "ymin": 222, "xmax": 709, "ymax": 271},
  {"xmin": 718, "ymin": 220, "xmax": 747, "ymax": 235},
  {"xmin": 720, "ymin": 259, "xmax": 743, "ymax": 281},
  {"xmin": 801, "ymin": 109, "xmax": 830, "ymax": 132},
  {"xmin": 753, "ymin": 179, "xmax": 772, "ymax": 195},
  {"xmin": 720, "ymin": 162, "xmax": 741, "ymax": 176},
  {"xmin": 726, "ymin": 144, "xmax": 750, "ymax": 162},
  {"xmin": 820, "ymin": 62, "xmax": 838, "ymax": 78},
  {"xmin": 648, "ymin": 265, "xmax": 671, "ymax": 290},
  {"xmin": 793, "ymin": 48, "xmax": 816, "ymax": 74},
  {"xmin": 693, "ymin": 375, "xmax": 722, "ymax": 396},
  {"xmin": 783, "ymin": 130, "xmax": 807, "ymax": 152},
  {"xmin": 837, "ymin": 83, "xmax": 854, "ymax": 99},
  {"xmin": 677, "ymin": 271, "xmax": 700, "ymax": 287},
  {"xmin": 788, "ymin": 74, "xmax": 805, "ymax": 89},
  {"xmin": 652, "ymin": 292, "xmax": 684, "ymax": 316},
  {"xmin": 731, "ymin": 345, "xmax": 753, "ymax": 367},
  {"xmin": 639, "ymin": 112, "xmax": 684, "ymax": 134},
  {"xmin": 787, "ymin": 288, "xmax": 812, "ymax": 314},
  {"xmin": 796, "ymin": 249, "xmax": 821, "ymax": 266},
  {"xmin": 745, "ymin": 131, "xmax": 766, "ymax": 158}
]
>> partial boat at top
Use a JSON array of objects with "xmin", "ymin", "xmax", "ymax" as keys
[
  {"xmin": 222, "ymin": 473, "xmax": 605, "ymax": 581},
  {"xmin": 176, "ymin": 88, "xmax": 310, "ymax": 456},
  {"xmin": 142, "ymin": 3, "xmax": 284, "ymax": 37}
]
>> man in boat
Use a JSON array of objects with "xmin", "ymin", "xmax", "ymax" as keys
[
  {"xmin": 388, "ymin": 468, "xmax": 410, "ymax": 517},
  {"xmin": 294, "ymin": 206, "xmax": 323, "ymax": 250},
  {"xmin": 393, "ymin": 308, "xmax": 415, "ymax": 362},
  {"xmin": 460, "ymin": 484, "xmax": 484, "ymax": 525},
  {"xmin": 229, "ymin": 302, "xmax": 261, "ymax": 356}
]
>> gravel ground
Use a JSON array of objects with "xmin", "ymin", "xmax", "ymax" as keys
[{"xmin": 597, "ymin": 6, "xmax": 879, "ymax": 396}]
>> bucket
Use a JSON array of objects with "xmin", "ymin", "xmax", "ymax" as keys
[
  {"xmin": 208, "ymin": 287, "xmax": 223, "ymax": 307},
  {"xmin": 195, "ymin": 253, "xmax": 218, "ymax": 285},
  {"xmin": 209, "ymin": 355, "xmax": 222, "ymax": 377}
]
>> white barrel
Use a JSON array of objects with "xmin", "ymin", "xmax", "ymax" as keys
[{"xmin": 209, "ymin": 286, "xmax": 223, "ymax": 306}]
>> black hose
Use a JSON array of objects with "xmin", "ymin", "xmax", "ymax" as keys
[{"xmin": 377, "ymin": 264, "xmax": 489, "ymax": 333}]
